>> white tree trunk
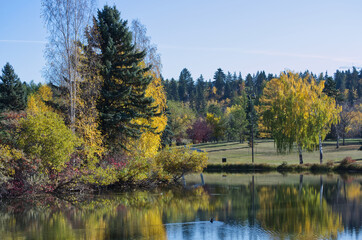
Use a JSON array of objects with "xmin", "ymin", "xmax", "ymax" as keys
[{"xmin": 319, "ymin": 133, "xmax": 323, "ymax": 164}]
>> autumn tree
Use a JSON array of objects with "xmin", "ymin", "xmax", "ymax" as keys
[
  {"xmin": 167, "ymin": 101, "xmax": 195, "ymax": 144},
  {"xmin": 206, "ymin": 113, "xmax": 225, "ymax": 142},
  {"xmin": 258, "ymin": 72, "xmax": 340, "ymax": 164},
  {"xmin": 187, "ymin": 118, "xmax": 212, "ymax": 143},
  {"xmin": 225, "ymin": 101, "xmax": 248, "ymax": 143},
  {"xmin": 19, "ymin": 85, "xmax": 77, "ymax": 172},
  {"xmin": 124, "ymin": 19, "xmax": 168, "ymax": 159},
  {"xmin": 307, "ymin": 79, "xmax": 340, "ymax": 163},
  {"xmin": 337, "ymin": 103, "xmax": 360, "ymax": 145},
  {"xmin": 76, "ymin": 23, "xmax": 105, "ymax": 165},
  {"xmin": 42, "ymin": 0, "xmax": 95, "ymax": 129}
]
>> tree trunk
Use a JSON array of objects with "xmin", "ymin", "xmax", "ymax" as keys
[
  {"xmin": 319, "ymin": 133, "xmax": 323, "ymax": 164},
  {"xmin": 298, "ymin": 143, "xmax": 303, "ymax": 164},
  {"xmin": 342, "ymin": 133, "xmax": 345, "ymax": 145},
  {"xmin": 336, "ymin": 134, "xmax": 340, "ymax": 149}
]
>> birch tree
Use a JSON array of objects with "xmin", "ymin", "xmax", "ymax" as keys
[
  {"xmin": 258, "ymin": 72, "xmax": 340, "ymax": 164},
  {"xmin": 41, "ymin": 0, "xmax": 94, "ymax": 130}
]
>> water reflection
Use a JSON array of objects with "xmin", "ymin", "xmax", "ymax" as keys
[{"xmin": 0, "ymin": 174, "xmax": 360, "ymax": 240}]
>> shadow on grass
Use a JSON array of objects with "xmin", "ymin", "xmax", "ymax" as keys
[
  {"xmin": 194, "ymin": 142, "xmax": 242, "ymax": 149},
  {"xmin": 207, "ymin": 146, "xmax": 250, "ymax": 152},
  {"xmin": 194, "ymin": 140, "xmax": 274, "ymax": 149}
]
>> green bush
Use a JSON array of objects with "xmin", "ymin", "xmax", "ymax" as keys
[
  {"xmin": 18, "ymin": 112, "xmax": 77, "ymax": 172},
  {"xmin": 155, "ymin": 147, "xmax": 208, "ymax": 181}
]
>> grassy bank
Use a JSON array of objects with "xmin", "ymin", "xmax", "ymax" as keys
[
  {"xmin": 193, "ymin": 139, "xmax": 361, "ymax": 165},
  {"xmin": 205, "ymin": 161, "xmax": 362, "ymax": 174}
]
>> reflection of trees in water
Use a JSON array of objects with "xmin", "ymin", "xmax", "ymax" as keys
[
  {"xmin": 0, "ymin": 187, "xmax": 210, "ymax": 240},
  {"xmin": 324, "ymin": 179, "xmax": 362, "ymax": 235},
  {"xmin": 257, "ymin": 184, "xmax": 344, "ymax": 240},
  {"xmin": 0, "ymin": 175, "xmax": 360, "ymax": 240}
]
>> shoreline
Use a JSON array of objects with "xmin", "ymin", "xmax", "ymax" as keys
[{"xmin": 204, "ymin": 162, "xmax": 362, "ymax": 174}]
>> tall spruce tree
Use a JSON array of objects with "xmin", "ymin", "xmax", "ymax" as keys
[
  {"xmin": 0, "ymin": 63, "xmax": 26, "ymax": 111},
  {"xmin": 168, "ymin": 78, "xmax": 179, "ymax": 101},
  {"xmin": 245, "ymin": 73, "xmax": 254, "ymax": 95},
  {"xmin": 195, "ymin": 75, "xmax": 206, "ymax": 114},
  {"xmin": 95, "ymin": 5, "xmax": 158, "ymax": 150},
  {"xmin": 213, "ymin": 68, "xmax": 225, "ymax": 98},
  {"xmin": 178, "ymin": 68, "xmax": 192, "ymax": 102}
]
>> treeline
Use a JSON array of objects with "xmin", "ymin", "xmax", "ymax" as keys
[
  {"xmin": 0, "ymin": 3, "xmax": 207, "ymax": 198},
  {"xmin": 163, "ymin": 67, "xmax": 362, "ymax": 112},
  {"xmin": 162, "ymin": 67, "xmax": 361, "ymax": 150}
]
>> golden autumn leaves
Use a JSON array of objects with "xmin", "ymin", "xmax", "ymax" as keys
[{"xmin": 257, "ymin": 72, "xmax": 341, "ymax": 162}]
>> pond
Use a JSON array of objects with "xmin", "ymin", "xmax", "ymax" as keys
[{"xmin": 0, "ymin": 173, "xmax": 361, "ymax": 240}]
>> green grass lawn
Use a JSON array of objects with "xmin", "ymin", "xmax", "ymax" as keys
[{"xmin": 192, "ymin": 139, "xmax": 362, "ymax": 165}]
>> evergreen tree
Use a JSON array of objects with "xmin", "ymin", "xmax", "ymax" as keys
[
  {"xmin": 178, "ymin": 68, "xmax": 192, "ymax": 102},
  {"xmin": 187, "ymin": 76, "xmax": 195, "ymax": 109},
  {"xmin": 323, "ymin": 77, "xmax": 339, "ymax": 100},
  {"xmin": 334, "ymin": 70, "xmax": 346, "ymax": 93},
  {"xmin": 213, "ymin": 68, "xmax": 225, "ymax": 98},
  {"xmin": 224, "ymin": 71, "xmax": 233, "ymax": 100},
  {"xmin": 195, "ymin": 75, "xmax": 206, "ymax": 114},
  {"xmin": 245, "ymin": 73, "xmax": 254, "ymax": 95},
  {"xmin": 160, "ymin": 105, "xmax": 173, "ymax": 147},
  {"xmin": 95, "ymin": 5, "xmax": 158, "ymax": 150},
  {"xmin": 255, "ymin": 71, "xmax": 266, "ymax": 96},
  {"xmin": 168, "ymin": 78, "xmax": 179, "ymax": 101},
  {"xmin": 0, "ymin": 63, "xmax": 26, "ymax": 111},
  {"xmin": 267, "ymin": 73, "xmax": 274, "ymax": 81}
]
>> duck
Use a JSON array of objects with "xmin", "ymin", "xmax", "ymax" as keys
[{"xmin": 210, "ymin": 217, "xmax": 214, "ymax": 223}]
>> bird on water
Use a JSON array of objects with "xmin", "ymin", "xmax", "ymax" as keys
[{"xmin": 210, "ymin": 217, "xmax": 214, "ymax": 223}]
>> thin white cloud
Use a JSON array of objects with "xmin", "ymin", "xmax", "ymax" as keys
[
  {"xmin": 0, "ymin": 40, "xmax": 46, "ymax": 44},
  {"xmin": 159, "ymin": 45, "xmax": 361, "ymax": 65}
]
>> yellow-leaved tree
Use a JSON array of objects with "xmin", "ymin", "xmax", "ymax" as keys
[
  {"xmin": 74, "ymin": 32, "xmax": 119, "ymax": 186},
  {"xmin": 19, "ymin": 85, "xmax": 77, "ymax": 172},
  {"xmin": 126, "ymin": 68, "xmax": 168, "ymax": 160},
  {"xmin": 307, "ymin": 78, "xmax": 341, "ymax": 163},
  {"xmin": 258, "ymin": 72, "xmax": 341, "ymax": 164},
  {"xmin": 116, "ymin": 20, "xmax": 168, "ymax": 181}
]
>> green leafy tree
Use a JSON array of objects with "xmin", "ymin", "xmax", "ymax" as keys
[
  {"xmin": 94, "ymin": 5, "xmax": 158, "ymax": 150},
  {"xmin": 18, "ymin": 111, "xmax": 77, "ymax": 172},
  {"xmin": 226, "ymin": 101, "xmax": 248, "ymax": 143},
  {"xmin": 0, "ymin": 63, "xmax": 26, "ymax": 112},
  {"xmin": 167, "ymin": 101, "xmax": 196, "ymax": 144}
]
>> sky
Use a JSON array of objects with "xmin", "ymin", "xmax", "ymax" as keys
[{"xmin": 1, "ymin": 0, "xmax": 362, "ymax": 83}]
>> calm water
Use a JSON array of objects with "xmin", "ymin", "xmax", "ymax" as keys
[{"xmin": 0, "ymin": 173, "xmax": 361, "ymax": 240}]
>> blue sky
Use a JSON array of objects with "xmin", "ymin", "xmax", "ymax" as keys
[{"xmin": 1, "ymin": 0, "xmax": 362, "ymax": 83}]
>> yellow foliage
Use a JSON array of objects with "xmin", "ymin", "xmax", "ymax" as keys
[
  {"xmin": 76, "ymin": 47, "xmax": 105, "ymax": 167},
  {"xmin": 26, "ymin": 85, "xmax": 53, "ymax": 115},
  {"xmin": 126, "ymin": 65, "xmax": 168, "ymax": 160},
  {"xmin": 258, "ymin": 72, "xmax": 341, "ymax": 153},
  {"xmin": 0, "ymin": 144, "xmax": 25, "ymax": 178}
]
